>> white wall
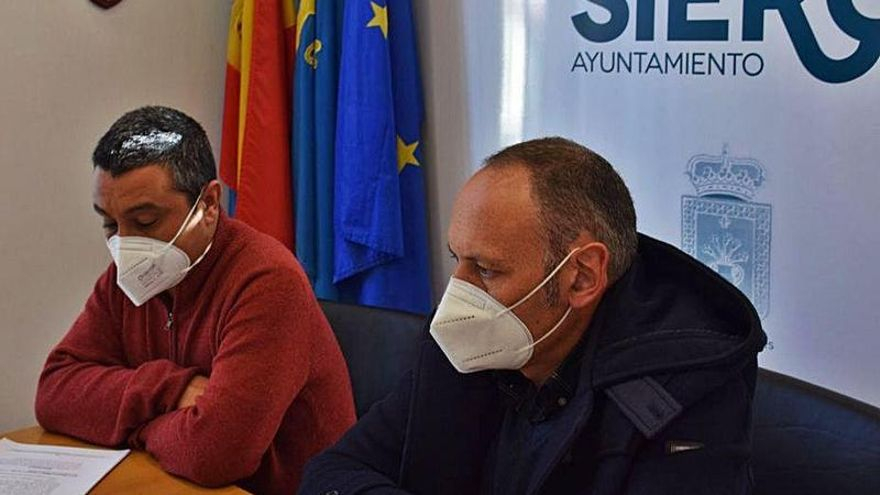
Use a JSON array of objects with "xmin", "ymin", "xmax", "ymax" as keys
[
  {"xmin": 413, "ymin": 1, "xmax": 472, "ymax": 300},
  {"xmin": 0, "ymin": 1, "xmax": 230, "ymax": 433}
]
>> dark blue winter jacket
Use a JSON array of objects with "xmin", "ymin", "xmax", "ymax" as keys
[{"xmin": 299, "ymin": 234, "xmax": 767, "ymax": 495}]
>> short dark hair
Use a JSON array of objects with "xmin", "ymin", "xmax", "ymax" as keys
[
  {"xmin": 484, "ymin": 137, "xmax": 637, "ymax": 293},
  {"xmin": 92, "ymin": 106, "xmax": 216, "ymax": 204}
]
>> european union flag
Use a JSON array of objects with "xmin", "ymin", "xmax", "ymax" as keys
[
  {"xmin": 333, "ymin": 0, "xmax": 432, "ymax": 314},
  {"xmin": 293, "ymin": 0, "xmax": 343, "ymax": 299}
]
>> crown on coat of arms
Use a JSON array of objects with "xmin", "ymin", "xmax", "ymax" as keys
[{"xmin": 686, "ymin": 145, "xmax": 765, "ymax": 201}]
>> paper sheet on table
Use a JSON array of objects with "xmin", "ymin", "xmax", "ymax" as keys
[{"xmin": 0, "ymin": 437, "xmax": 129, "ymax": 495}]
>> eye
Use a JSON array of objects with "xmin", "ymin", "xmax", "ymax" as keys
[
  {"xmin": 447, "ymin": 246, "xmax": 458, "ymax": 262},
  {"xmin": 102, "ymin": 222, "xmax": 118, "ymax": 234},
  {"xmin": 477, "ymin": 265, "xmax": 496, "ymax": 279},
  {"xmin": 135, "ymin": 218, "xmax": 158, "ymax": 229}
]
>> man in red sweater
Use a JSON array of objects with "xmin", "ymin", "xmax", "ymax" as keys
[{"xmin": 34, "ymin": 106, "xmax": 356, "ymax": 494}]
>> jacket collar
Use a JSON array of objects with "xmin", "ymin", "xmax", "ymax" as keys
[
  {"xmin": 522, "ymin": 233, "xmax": 766, "ymax": 494},
  {"xmin": 590, "ymin": 234, "xmax": 766, "ymax": 389}
]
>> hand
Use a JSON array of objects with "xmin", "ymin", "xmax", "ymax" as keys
[{"xmin": 176, "ymin": 375, "xmax": 209, "ymax": 409}]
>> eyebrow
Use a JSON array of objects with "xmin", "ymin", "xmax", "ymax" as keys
[
  {"xmin": 92, "ymin": 202, "xmax": 163, "ymax": 217},
  {"xmin": 448, "ymin": 243, "xmax": 506, "ymax": 268},
  {"xmin": 448, "ymin": 244, "xmax": 472, "ymax": 261}
]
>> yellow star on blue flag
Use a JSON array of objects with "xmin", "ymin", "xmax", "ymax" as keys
[
  {"xmin": 334, "ymin": 0, "xmax": 432, "ymax": 314},
  {"xmin": 397, "ymin": 136, "xmax": 420, "ymax": 172},
  {"xmin": 366, "ymin": 2, "xmax": 388, "ymax": 39}
]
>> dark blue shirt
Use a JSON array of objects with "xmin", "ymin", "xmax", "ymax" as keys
[{"xmin": 483, "ymin": 334, "xmax": 591, "ymax": 495}]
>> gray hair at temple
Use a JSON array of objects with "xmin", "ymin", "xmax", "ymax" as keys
[{"xmin": 483, "ymin": 137, "xmax": 638, "ymax": 300}]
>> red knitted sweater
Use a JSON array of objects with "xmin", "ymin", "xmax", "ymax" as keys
[{"xmin": 35, "ymin": 212, "xmax": 356, "ymax": 494}]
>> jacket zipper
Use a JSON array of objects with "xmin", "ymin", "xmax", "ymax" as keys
[{"xmin": 166, "ymin": 310, "xmax": 176, "ymax": 363}]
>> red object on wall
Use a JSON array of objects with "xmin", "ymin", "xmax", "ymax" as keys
[{"xmin": 90, "ymin": 0, "xmax": 123, "ymax": 9}]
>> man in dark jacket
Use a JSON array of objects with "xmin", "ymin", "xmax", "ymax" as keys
[{"xmin": 299, "ymin": 137, "xmax": 767, "ymax": 494}]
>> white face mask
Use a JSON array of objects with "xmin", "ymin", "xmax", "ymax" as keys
[
  {"xmin": 106, "ymin": 191, "xmax": 212, "ymax": 307},
  {"xmin": 429, "ymin": 247, "xmax": 584, "ymax": 373}
]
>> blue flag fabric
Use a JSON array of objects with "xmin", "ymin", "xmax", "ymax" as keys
[
  {"xmin": 333, "ymin": 0, "xmax": 432, "ymax": 314},
  {"xmin": 293, "ymin": 0, "xmax": 343, "ymax": 300},
  {"xmin": 227, "ymin": 189, "xmax": 237, "ymax": 216}
]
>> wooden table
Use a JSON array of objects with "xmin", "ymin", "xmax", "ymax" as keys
[{"xmin": 1, "ymin": 426, "xmax": 249, "ymax": 494}]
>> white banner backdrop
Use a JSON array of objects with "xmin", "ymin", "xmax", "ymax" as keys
[{"xmin": 457, "ymin": 0, "xmax": 880, "ymax": 405}]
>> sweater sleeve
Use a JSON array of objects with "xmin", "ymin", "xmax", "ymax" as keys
[
  {"xmin": 133, "ymin": 266, "xmax": 317, "ymax": 487},
  {"xmin": 35, "ymin": 269, "xmax": 200, "ymax": 446},
  {"xmin": 298, "ymin": 370, "xmax": 415, "ymax": 495}
]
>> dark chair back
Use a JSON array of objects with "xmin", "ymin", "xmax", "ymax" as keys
[
  {"xmin": 753, "ymin": 368, "xmax": 880, "ymax": 494},
  {"xmin": 319, "ymin": 300, "xmax": 428, "ymax": 417}
]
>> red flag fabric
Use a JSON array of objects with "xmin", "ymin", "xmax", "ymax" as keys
[{"xmin": 220, "ymin": 0, "xmax": 296, "ymax": 249}]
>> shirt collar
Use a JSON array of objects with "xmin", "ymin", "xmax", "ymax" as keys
[{"xmin": 494, "ymin": 331, "xmax": 590, "ymax": 423}]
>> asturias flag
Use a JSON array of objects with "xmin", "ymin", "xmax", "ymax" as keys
[
  {"xmin": 293, "ymin": 0, "xmax": 342, "ymax": 300},
  {"xmin": 220, "ymin": 0, "xmax": 297, "ymax": 249},
  {"xmin": 333, "ymin": 0, "xmax": 432, "ymax": 314}
]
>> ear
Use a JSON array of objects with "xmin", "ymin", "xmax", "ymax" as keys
[
  {"xmin": 566, "ymin": 240, "xmax": 609, "ymax": 310},
  {"xmin": 200, "ymin": 180, "xmax": 223, "ymax": 226}
]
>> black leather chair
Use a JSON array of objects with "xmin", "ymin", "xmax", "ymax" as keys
[
  {"xmin": 319, "ymin": 300, "xmax": 428, "ymax": 417},
  {"xmin": 752, "ymin": 368, "xmax": 880, "ymax": 494}
]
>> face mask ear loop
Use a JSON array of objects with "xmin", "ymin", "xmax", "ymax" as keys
[
  {"xmin": 180, "ymin": 241, "xmax": 213, "ymax": 274},
  {"xmin": 161, "ymin": 188, "xmax": 205, "ymax": 252},
  {"xmin": 499, "ymin": 245, "xmax": 586, "ymax": 317},
  {"xmin": 516, "ymin": 305, "xmax": 573, "ymax": 353}
]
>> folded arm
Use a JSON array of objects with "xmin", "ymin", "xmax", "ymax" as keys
[
  {"xmin": 133, "ymin": 269, "xmax": 316, "ymax": 487},
  {"xmin": 35, "ymin": 270, "xmax": 199, "ymax": 446}
]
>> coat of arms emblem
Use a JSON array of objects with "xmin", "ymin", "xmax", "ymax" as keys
[{"xmin": 682, "ymin": 146, "xmax": 771, "ymax": 317}]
